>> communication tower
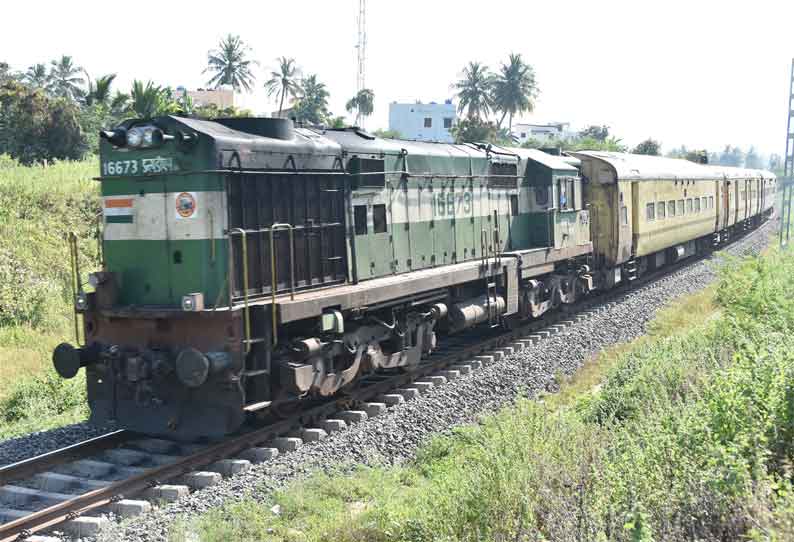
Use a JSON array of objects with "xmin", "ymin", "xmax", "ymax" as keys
[
  {"xmin": 780, "ymin": 58, "xmax": 794, "ymax": 246},
  {"xmin": 355, "ymin": 0, "xmax": 367, "ymax": 126},
  {"xmin": 786, "ymin": 58, "xmax": 794, "ymax": 180}
]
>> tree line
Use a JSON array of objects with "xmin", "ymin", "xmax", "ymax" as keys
[{"xmin": 0, "ymin": 34, "xmax": 376, "ymax": 164}]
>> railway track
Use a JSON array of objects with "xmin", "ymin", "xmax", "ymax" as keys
[{"xmin": 0, "ymin": 220, "xmax": 775, "ymax": 542}]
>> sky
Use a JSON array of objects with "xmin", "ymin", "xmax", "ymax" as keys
[{"xmin": 2, "ymin": 0, "xmax": 792, "ymax": 158}]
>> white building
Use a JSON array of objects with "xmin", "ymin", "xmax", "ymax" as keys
[
  {"xmin": 388, "ymin": 101, "xmax": 457, "ymax": 143},
  {"xmin": 511, "ymin": 122, "xmax": 575, "ymax": 145},
  {"xmin": 185, "ymin": 88, "xmax": 235, "ymax": 109}
]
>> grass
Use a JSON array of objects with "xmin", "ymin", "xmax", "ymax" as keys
[
  {"xmin": 172, "ymin": 245, "xmax": 794, "ymax": 542},
  {"xmin": 0, "ymin": 154, "xmax": 99, "ymax": 439}
]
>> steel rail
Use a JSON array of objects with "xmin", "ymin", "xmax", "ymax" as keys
[
  {"xmin": 0, "ymin": 218, "xmax": 772, "ymax": 542},
  {"xmin": 0, "ymin": 430, "xmax": 133, "ymax": 487}
]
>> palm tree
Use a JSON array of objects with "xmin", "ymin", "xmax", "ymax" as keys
[
  {"xmin": 49, "ymin": 56, "xmax": 85, "ymax": 100},
  {"xmin": 110, "ymin": 91, "xmax": 130, "ymax": 116},
  {"xmin": 84, "ymin": 73, "xmax": 116, "ymax": 106},
  {"xmin": 204, "ymin": 34, "xmax": 257, "ymax": 92},
  {"xmin": 129, "ymin": 80, "xmax": 177, "ymax": 119},
  {"xmin": 292, "ymin": 74, "xmax": 330, "ymax": 125},
  {"xmin": 23, "ymin": 64, "xmax": 50, "ymax": 89},
  {"xmin": 490, "ymin": 53, "xmax": 538, "ymax": 131},
  {"xmin": 264, "ymin": 57, "xmax": 301, "ymax": 118},
  {"xmin": 454, "ymin": 62, "xmax": 494, "ymax": 121},
  {"xmin": 345, "ymin": 88, "xmax": 374, "ymax": 126}
]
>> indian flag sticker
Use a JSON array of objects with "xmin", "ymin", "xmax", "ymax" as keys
[{"xmin": 104, "ymin": 197, "xmax": 134, "ymax": 224}]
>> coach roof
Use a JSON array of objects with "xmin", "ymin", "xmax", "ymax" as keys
[{"xmin": 571, "ymin": 151, "xmax": 725, "ymax": 182}]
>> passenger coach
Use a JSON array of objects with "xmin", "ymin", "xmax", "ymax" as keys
[{"xmin": 572, "ymin": 151, "xmax": 775, "ymax": 286}]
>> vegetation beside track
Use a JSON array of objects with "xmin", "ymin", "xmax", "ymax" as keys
[
  {"xmin": 0, "ymin": 155, "xmax": 99, "ymax": 439},
  {"xmin": 176, "ymin": 245, "xmax": 794, "ymax": 542}
]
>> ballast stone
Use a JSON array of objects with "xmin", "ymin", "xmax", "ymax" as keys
[
  {"xmin": 362, "ymin": 402, "xmax": 387, "ymax": 417},
  {"xmin": 395, "ymin": 388, "xmax": 420, "ymax": 400}
]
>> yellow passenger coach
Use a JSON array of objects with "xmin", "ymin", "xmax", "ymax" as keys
[{"xmin": 572, "ymin": 152, "xmax": 775, "ymax": 287}]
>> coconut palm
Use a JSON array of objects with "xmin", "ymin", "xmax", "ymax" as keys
[
  {"xmin": 490, "ymin": 53, "xmax": 538, "ymax": 131},
  {"xmin": 129, "ymin": 80, "xmax": 178, "ymax": 119},
  {"xmin": 23, "ymin": 64, "xmax": 50, "ymax": 89},
  {"xmin": 110, "ymin": 91, "xmax": 130, "ymax": 116},
  {"xmin": 345, "ymin": 88, "xmax": 374, "ymax": 126},
  {"xmin": 454, "ymin": 61, "xmax": 494, "ymax": 121},
  {"xmin": 83, "ymin": 73, "xmax": 116, "ymax": 106},
  {"xmin": 264, "ymin": 57, "xmax": 301, "ymax": 118},
  {"xmin": 292, "ymin": 74, "xmax": 330, "ymax": 125},
  {"xmin": 49, "ymin": 55, "xmax": 85, "ymax": 100},
  {"xmin": 204, "ymin": 34, "xmax": 257, "ymax": 92}
]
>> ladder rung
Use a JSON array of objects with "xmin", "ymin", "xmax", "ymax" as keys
[
  {"xmin": 487, "ymin": 282, "xmax": 496, "ymax": 288},
  {"xmin": 243, "ymin": 338, "xmax": 267, "ymax": 344}
]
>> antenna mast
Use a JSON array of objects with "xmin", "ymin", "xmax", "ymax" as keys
[
  {"xmin": 780, "ymin": 58, "xmax": 794, "ymax": 246},
  {"xmin": 356, "ymin": 0, "xmax": 367, "ymax": 126}
]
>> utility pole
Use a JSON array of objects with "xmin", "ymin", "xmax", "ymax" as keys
[
  {"xmin": 781, "ymin": 58, "xmax": 794, "ymax": 246},
  {"xmin": 355, "ymin": 0, "xmax": 367, "ymax": 127}
]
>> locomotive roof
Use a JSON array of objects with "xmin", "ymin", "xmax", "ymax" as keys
[
  {"xmin": 488, "ymin": 146, "xmax": 578, "ymax": 172},
  {"xmin": 571, "ymin": 151, "xmax": 774, "ymax": 182}
]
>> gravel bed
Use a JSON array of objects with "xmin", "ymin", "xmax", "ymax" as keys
[
  {"xmin": 91, "ymin": 224, "xmax": 773, "ymax": 542},
  {"xmin": 0, "ymin": 422, "xmax": 116, "ymax": 468}
]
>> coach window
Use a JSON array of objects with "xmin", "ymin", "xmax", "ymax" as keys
[
  {"xmin": 354, "ymin": 205, "xmax": 368, "ymax": 235},
  {"xmin": 621, "ymin": 206, "xmax": 628, "ymax": 226},
  {"xmin": 686, "ymin": 198, "xmax": 693, "ymax": 213},
  {"xmin": 702, "ymin": 196, "xmax": 708, "ymax": 210},
  {"xmin": 646, "ymin": 203, "xmax": 655, "ymax": 221},
  {"xmin": 373, "ymin": 204, "xmax": 387, "ymax": 233},
  {"xmin": 695, "ymin": 197, "xmax": 701, "ymax": 212},
  {"xmin": 668, "ymin": 200, "xmax": 676, "ymax": 217},
  {"xmin": 657, "ymin": 202, "xmax": 666, "ymax": 219},
  {"xmin": 677, "ymin": 199, "xmax": 685, "ymax": 216},
  {"xmin": 709, "ymin": 196, "xmax": 715, "ymax": 208}
]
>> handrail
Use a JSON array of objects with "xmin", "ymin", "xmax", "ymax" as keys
[
  {"xmin": 269, "ymin": 223, "xmax": 295, "ymax": 346},
  {"xmin": 228, "ymin": 228, "xmax": 252, "ymax": 353},
  {"xmin": 67, "ymin": 232, "xmax": 84, "ymax": 346},
  {"xmin": 226, "ymin": 224, "xmax": 297, "ymax": 347}
]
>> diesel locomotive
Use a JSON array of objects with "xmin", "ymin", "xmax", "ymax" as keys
[{"xmin": 52, "ymin": 116, "xmax": 776, "ymax": 439}]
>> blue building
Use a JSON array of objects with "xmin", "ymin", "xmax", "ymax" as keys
[{"xmin": 388, "ymin": 100, "xmax": 457, "ymax": 143}]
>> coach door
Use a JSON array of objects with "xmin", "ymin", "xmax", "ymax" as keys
[{"xmin": 722, "ymin": 181, "xmax": 730, "ymax": 230}]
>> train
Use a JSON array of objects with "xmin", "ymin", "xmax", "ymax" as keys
[{"xmin": 52, "ymin": 116, "xmax": 776, "ymax": 439}]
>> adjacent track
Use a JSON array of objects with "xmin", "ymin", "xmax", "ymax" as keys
[{"xmin": 0, "ymin": 220, "xmax": 774, "ymax": 542}]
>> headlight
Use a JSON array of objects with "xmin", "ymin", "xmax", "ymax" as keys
[
  {"xmin": 126, "ymin": 127, "xmax": 144, "ymax": 148},
  {"xmin": 142, "ymin": 127, "xmax": 161, "ymax": 147},
  {"xmin": 125, "ymin": 125, "xmax": 171, "ymax": 149}
]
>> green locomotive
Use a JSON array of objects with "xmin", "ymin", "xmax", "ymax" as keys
[{"xmin": 53, "ymin": 116, "xmax": 771, "ymax": 438}]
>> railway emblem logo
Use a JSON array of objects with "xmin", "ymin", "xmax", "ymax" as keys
[{"xmin": 176, "ymin": 192, "xmax": 197, "ymax": 219}]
